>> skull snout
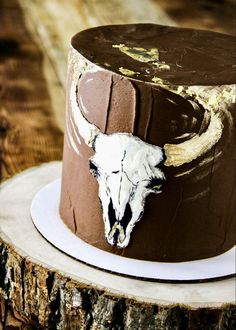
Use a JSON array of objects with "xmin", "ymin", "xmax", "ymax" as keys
[{"xmin": 107, "ymin": 198, "xmax": 132, "ymax": 247}]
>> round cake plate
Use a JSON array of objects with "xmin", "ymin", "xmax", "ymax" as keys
[{"xmin": 31, "ymin": 167, "xmax": 235, "ymax": 282}]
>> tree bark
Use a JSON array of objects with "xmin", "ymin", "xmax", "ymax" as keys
[
  {"xmin": 0, "ymin": 242, "xmax": 235, "ymax": 329},
  {"xmin": 1, "ymin": 241, "xmax": 235, "ymax": 329}
]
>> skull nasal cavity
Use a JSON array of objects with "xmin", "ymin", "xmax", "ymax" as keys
[
  {"xmin": 108, "ymin": 198, "xmax": 117, "ymax": 227},
  {"xmin": 108, "ymin": 199, "xmax": 133, "ymax": 231},
  {"xmin": 120, "ymin": 203, "xmax": 132, "ymax": 231}
]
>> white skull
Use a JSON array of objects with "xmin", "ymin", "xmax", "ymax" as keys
[{"xmin": 89, "ymin": 133, "xmax": 166, "ymax": 248}]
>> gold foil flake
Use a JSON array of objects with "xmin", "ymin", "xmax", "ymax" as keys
[
  {"xmin": 119, "ymin": 67, "xmax": 140, "ymax": 76},
  {"xmin": 113, "ymin": 44, "xmax": 159, "ymax": 63},
  {"xmin": 152, "ymin": 77, "xmax": 164, "ymax": 84},
  {"xmin": 153, "ymin": 63, "xmax": 170, "ymax": 70},
  {"xmin": 113, "ymin": 44, "xmax": 170, "ymax": 71}
]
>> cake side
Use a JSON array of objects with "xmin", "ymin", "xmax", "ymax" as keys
[{"xmin": 60, "ymin": 25, "xmax": 236, "ymax": 262}]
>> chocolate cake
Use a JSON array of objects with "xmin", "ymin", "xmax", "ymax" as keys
[{"xmin": 60, "ymin": 24, "xmax": 236, "ymax": 262}]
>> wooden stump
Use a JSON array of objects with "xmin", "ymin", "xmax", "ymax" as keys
[{"xmin": 0, "ymin": 162, "xmax": 235, "ymax": 329}]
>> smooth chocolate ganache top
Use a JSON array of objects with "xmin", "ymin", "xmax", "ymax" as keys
[
  {"xmin": 71, "ymin": 24, "xmax": 236, "ymax": 86},
  {"xmin": 60, "ymin": 24, "xmax": 236, "ymax": 262}
]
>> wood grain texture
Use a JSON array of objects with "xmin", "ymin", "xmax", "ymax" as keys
[
  {"xmin": 0, "ymin": 0, "xmax": 63, "ymax": 182},
  {"xmin": 18, "ymin": 0, "xmax": 175, "ymax": 90},
  {"xmin": 0, "ymin": 1, "xmax": 63, "ymax": 326},
  {"xmin": 156, "ymin": 0, "xmax": 236, "ymax": 36}
]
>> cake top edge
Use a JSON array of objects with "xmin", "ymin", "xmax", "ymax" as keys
[{"xmin": 71, "ymin": 24, "xmax": 236, "ymax": 86}]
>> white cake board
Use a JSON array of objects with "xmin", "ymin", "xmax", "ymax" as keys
[{"xmin": 30, "ymin": 164, "xmax": 235, "ymax": 282}]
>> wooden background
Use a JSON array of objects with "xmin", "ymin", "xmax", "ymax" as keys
[{"xmin": 0, "ymin": 0, "xmax": 235, "ymax": 328}]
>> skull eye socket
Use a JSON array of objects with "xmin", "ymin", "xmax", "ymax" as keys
[
  {"xmin": 89, "ymin": 160, "xmax": 99, "ymax": 177},
  {"xmin": 155, "ymin": 150, "xmax": 167, "ymax": 167},
  {"xmin": 146, "ymin": 177, "xmax": 165, "ymax": 192}
]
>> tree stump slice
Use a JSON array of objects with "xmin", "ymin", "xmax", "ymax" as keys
[{"xmin": 0, "ymin": 162, "xmax": 235, "ymax": 329}]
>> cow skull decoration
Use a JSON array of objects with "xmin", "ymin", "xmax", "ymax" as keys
[
  {"xmin": 89, "ymin": 133, "xmax": 166, "ymax": 247},
  {"xmin": 68, "ymin": 51, "xmax": 228, "ymax": 248}
]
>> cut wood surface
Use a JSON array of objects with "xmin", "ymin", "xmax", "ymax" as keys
[{"xmin": 0, "ymin": 0, "xmax": 235, "ymax": 328}]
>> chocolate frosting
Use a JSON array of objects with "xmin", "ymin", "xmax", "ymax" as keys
[{"xmin": 60, "ymin": 24, "xmax": 236, "ymax": 262}]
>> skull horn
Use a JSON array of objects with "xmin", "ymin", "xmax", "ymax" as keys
[
  {"xmin": 163, "ymin": 82, "xmax": 236, "ymax": 168},
  {"xmin": 69, "ymin": 57, "xmax": 101, "ymax": 148},
  {"xmin": 164, "ymin": 108, "xmax": 223, "ymax": 167}
]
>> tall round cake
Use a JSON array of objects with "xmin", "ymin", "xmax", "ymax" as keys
[{"xmin": 60, "ymin": 24, "xmax": 236, "ymax": 262}]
